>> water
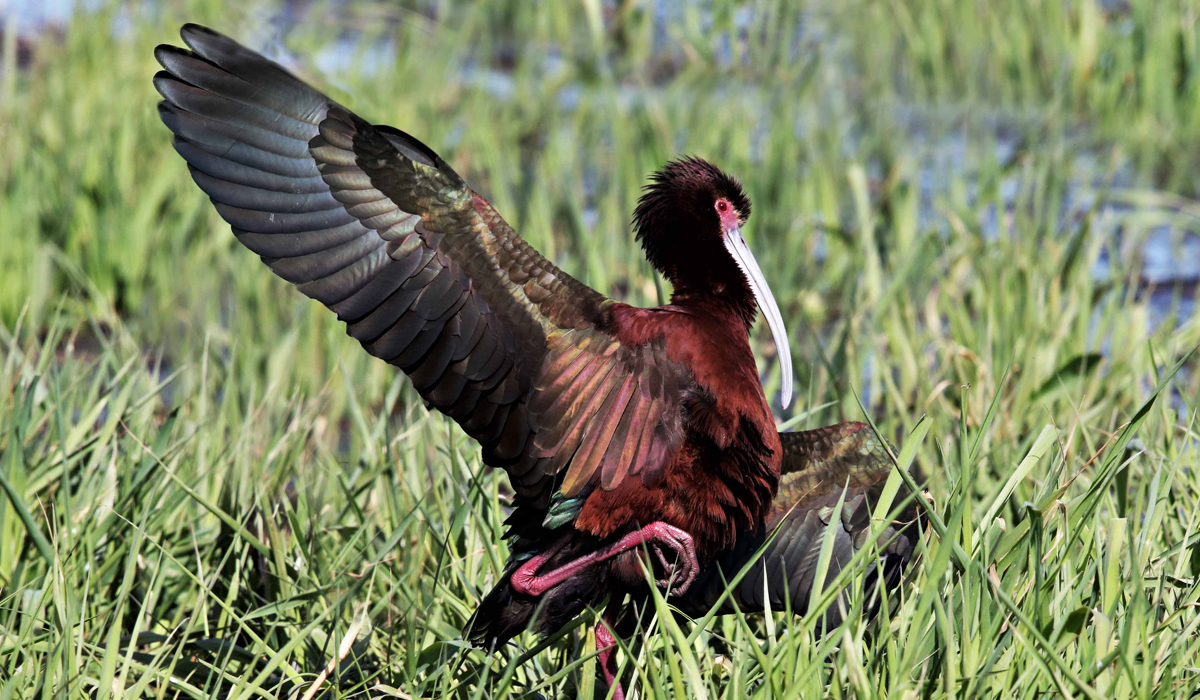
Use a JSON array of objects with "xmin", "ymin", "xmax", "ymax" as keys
[{"xmin": 3, "ymin": 0, "xmax": 1197, "ymax": 337}]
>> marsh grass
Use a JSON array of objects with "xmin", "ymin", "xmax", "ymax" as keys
[{"xmin": 1, "ymin": 0, "xmax": 1199, "ymax": 697}]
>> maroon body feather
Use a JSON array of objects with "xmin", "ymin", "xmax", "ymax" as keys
[
  {"xmin": 152, "ymin": 27, "xmax": 913, "ymax": 667},
  {"xmin": 577, "ymin": 301, "xmax": 781, "ymax": 557}
]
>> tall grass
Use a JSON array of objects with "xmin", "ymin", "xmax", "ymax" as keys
[{"xmin": 1, "ymin": 0, "xmax": 1198, "ymax": 697}]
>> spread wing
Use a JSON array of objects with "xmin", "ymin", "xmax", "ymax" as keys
[
  {"xmin": 676, "ymin": 422, "xmax": 920, "ymax": 626},
  {"xmin": 154, "ymin": 24, "xmax": 688, "ymax": 508}
]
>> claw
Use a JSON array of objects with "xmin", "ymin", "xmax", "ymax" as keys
[
  {"xmin": 653, "ymin": 546, "xmax": 686, "ymax": 592},
  {"xmin": 652, "ymin": 544, "xmax": 672, "ymax": 571},
  {"xmin": 643, "ymin": 525, "xmax": 698, "ymax": 596}
]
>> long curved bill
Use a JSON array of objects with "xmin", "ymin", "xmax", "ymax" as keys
[{"xmin": 724, "ymin": 226, "xmax": 793, "ymax": 408}]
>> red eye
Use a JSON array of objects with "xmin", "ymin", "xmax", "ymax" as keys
[{"xmin": 717, "ymin": 200, "xmax": 728, "ymax": 212}]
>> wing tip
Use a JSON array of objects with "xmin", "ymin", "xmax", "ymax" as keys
[
  {"xmin": 180, "ymin": 22, "xmax": 218, "ymax": 37},
  {"xmin": 152, "ymin": 70, "xmax": 186, "ymax": 102},
  {"xmin": 155, "ymin": 100, "xmax": 180, "ymax": 127},
  {"xmin": 178, "ymin": 22, "xmax": 254, "ymax": 66},
  {"xmin": 179, "ymin": 23, "xmax": 227, "ymax": 49},
  {"xmin": 153, "ymin": 43, "xmax": 192, "ymax": 72}
]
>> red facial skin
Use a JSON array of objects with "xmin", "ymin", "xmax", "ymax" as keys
[{"xmin": 715, "ymin": 197, "xmax": 741, "ymax": 231}]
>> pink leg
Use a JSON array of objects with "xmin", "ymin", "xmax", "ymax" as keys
[
  {"xmin": 595, "ymin": 602, "xmax": 624, "ymax": 700},
  {"xmin": 510, "ymin": 522, "xmax": 699, "ymax": 597}
]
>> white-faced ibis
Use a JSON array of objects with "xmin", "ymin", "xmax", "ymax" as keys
[{"xmin": 153, "ymin": 25, "xmax": 917, "ymax": 698}]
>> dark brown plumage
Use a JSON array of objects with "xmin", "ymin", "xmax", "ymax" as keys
[
  {"xmin": 677, "ymin": 421, "xmax": 921, "ymax": 621},
  {"xmin": 587, "ymin": 422, "xmax": 922, "ymax": 696},
  {"xmin": 152, "ymin": 25, "xmax": 917, "ymax": 699}
]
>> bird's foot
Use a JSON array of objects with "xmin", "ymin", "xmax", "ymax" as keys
[
  {"xmin": 510, "ymin": 522, "xmax": 699, "ymax": 599},
  {"xmin": 641, "ymin": 523, "xmax": 698, "ymax": 596}
]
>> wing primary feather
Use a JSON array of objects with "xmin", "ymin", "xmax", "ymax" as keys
[
  {"xmin": 331, "ymin": 187, "xmax": 386, "ymax": 206},
  {"xmin": 295, "ymin": 246, "xmax": 391, "ymax": 305},
  {"xmin": 343, "ymin": 198, "xmax": 397, "ymax": 219},
  {"xmin": 329, "ymin": 247, "xmax": 422, "ymax": 321},
  {"xmin": 394, "ymin": 323, "xmax": 445, "ymax": 368},
  {"xmin": 173, "ymin": 137, "xmax": 327, "ymax": 193},
  {"xmin": 408, "ymin": 319, "xmax": 459, "ymax": 391},
  {"xmin": 214, "ymin": 201, "xmax": 357, "ymax": 235},
  {"xmin": 233, "ymin": 220, "xmax": 369, "ymax": 258},
  {"xmin": 360, "ymin": 307, "xmax": 424, "ymax": 359},
  {"xmin": 426, "ymin": 363, "xmax": 471, "ymax": 408},
  {"xmin": 163, "ymin": 102, "xmax": 312, "ymax": 160},
  {"xmin": 154, "ymin": 74, "xmax": 315, "ymax": 141},
  {"xmin": 265, "ymin": 234, "xmax": 383, "ymax": 284},
  {"xmin": 177, "ymin": 24, "xmax": 331, "ymax": 124},
  {"xmin": 319, "ymin": 165, "xmax": 374, "ymax": 190},
  {"xmin": 160, "ymin": 104, "xmax": 318, "ymax": 175},
  {"xmin": 189, "ymin": 167, "xmax": 343, "ymax": 213}
]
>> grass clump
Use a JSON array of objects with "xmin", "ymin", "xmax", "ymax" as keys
[{"xmin": 1, "ymin": 0, "xmax": 1198, "ymax": 697}]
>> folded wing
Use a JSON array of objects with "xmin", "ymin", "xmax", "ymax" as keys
[{"xmin": 675, "ymin": 422, "xmax": 920, "ymax": 626}]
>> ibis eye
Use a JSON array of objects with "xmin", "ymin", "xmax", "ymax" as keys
[{"xmin": 717, "ymin": 200, "xmax": 728, "ymax": 212}]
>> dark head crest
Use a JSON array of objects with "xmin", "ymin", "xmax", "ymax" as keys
[
  {"xmin": 632, "ymin": 157, "xmax": 751, "ymax": 242},
  {"xmin": 631, "ymin": 157, "xmax": 752, "ymax": 284}
]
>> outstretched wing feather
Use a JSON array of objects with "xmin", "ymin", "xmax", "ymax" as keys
[{"xmin": 154, "ymin": 24, "xmax": 688, "ymax": 512}]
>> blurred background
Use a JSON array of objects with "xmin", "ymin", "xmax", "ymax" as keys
[
  {"xmin": 1, "ymin": 0, "xmax": 1198, "ymax": 697},
  {"xmin": 1, "ymin": 0, "xmax": 1197, "ymax": 409}
]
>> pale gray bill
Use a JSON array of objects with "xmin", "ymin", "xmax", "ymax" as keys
[{"xmin": 723, "ymin": 226, "xmax": 793, "ymax": 408}]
